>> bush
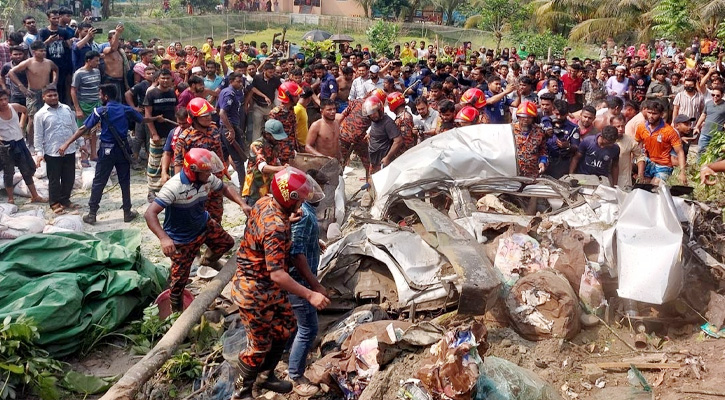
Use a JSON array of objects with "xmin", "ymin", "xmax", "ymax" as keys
[
  {"xmin": 366, "ymin": 19, "xmax": 399, "ymax": 58},
  {"xmin": 512, "ymin": 31, "xmax": 569, "ymax": 60}
]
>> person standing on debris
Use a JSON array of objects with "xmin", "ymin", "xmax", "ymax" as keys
[
  {"xmin": 338, "ymin": 88, "xmax": 386, "ymax": 183},
  {"xmin": 635, "ymin": 99, "xmax": 686, "ymax": 185},
  {"xmin": 145, "ymin": 148, "xmax": 245, "ymax": 312},
  {"xmin": 305, "ymin": 99, "xmax": 341, "ymax": 160},
  {"xmin": 241, "ymin": 119, "xmax": 288, "ymax": 209},
  {"xmin": 0, "ymin": 89, "xmax": 46, "ymax": 205},
  {"xmin": 173, "ymin": 98, "xmax": 227, "ymax": 222},
  {"xmin": 287, "ymin": 170, "xmax": 329, "ymax": 397},
  {"xmin": 364, "ymin": 95, "xmax": 402, "ymax": 174},
  {"xmin": 231, "ymin": 167, "xmax": 330, "ymax": 400},
  {"xmin": 60, "ymin": 84, "xmax": 163, "ymax": 224}
]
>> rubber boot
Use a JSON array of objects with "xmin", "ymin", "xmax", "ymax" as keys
[
  {"xmin": 257, "ymin": 341, "xmax": 293, "ymax": 394},
  {"xmin": 231, "ymin": 360, "xmax": 258, "ymax": 400},
  {"xmin": 199, "ymin": 248, "xmax": 224, "ymax": 271},
  {"xmin": 169, "ymin": 293, "xmax": 184, "ymax": 314}
]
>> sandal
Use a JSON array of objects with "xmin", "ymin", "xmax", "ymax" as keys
[
  {"xmin": 50, "ymin": 203, "xmax": 66, "ymax": 215},
  {"xmin": 64, "ymin": 202, "xmax": 81, "ymax": 210},
  {"xmin": 81, "ymin": 159, "xmax": 91, "ymax": 168}
]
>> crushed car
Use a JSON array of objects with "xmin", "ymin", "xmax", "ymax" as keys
[{"xmin": 318, "ymin": 124, "xmax": 725, "ymax": 340}]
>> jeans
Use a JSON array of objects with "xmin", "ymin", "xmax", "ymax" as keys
[
  {"xmin": 287, "ymin": 293, "xmax": 318, "ymax": 380},
  {"xmin": 698, "ymin": 130, "xmax": 713, "ymax": 161},
  {"xmin": 89, "ymin": 142, "xmax": 131, "ymax": 214},
  {"xmin": 45, "ymin": 153, "xmax": 76, "ymax": 206}
]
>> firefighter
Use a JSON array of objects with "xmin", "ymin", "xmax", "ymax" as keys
[{"xmin": 231, "ymin": 167, "xmax": 330, "ymax": 400}]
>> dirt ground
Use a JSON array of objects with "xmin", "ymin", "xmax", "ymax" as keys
[{"xmin": 7, "ymin": 161, "xmax": 725, "ymax": 400}]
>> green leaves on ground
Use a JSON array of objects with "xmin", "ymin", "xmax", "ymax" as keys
[
  {"xmin": 160, "ymin": 352, "xmax": 203, "ymax": 381},
  {"xmin": 125, "ymin": 305, "xmax": 180, "ymax": 355},
  {"xmin": 61, "ymin": 371, "xmax": 116, "ymax": 395}
]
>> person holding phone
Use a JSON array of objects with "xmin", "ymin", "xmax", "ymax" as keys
[
  {"xmin": 38, "ymin": 9, "xmax": 73, "ymax": 104},
  {"xmin": 71, "ymin": 22, "xmax": 99, "ymax": 72}
]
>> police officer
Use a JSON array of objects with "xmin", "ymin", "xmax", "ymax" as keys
[{"xmin": 60, "ymin": 83, "xmax": 164, "ymax": 224}]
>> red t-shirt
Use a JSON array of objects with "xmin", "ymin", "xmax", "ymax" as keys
[{"xmin": 561, "ymin": 74, "xmax": 583, "ymax": 105}]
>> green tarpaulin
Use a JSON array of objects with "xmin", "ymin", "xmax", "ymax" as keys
[{"xmin": 0, "ymin": 229, "xmax": 168, "ymax": 357}]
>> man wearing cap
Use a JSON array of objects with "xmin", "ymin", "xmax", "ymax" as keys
[
  {"xmin": 242, "ymin": 119, "xmax": 289, "ymax": 208},
  {"xmin": 404, "ymin": 68, "xmax": 432, "ymax": 103},
  {"xmin": 672, "ymin": 114, "xmax": 696, "ymax": 164},
  {"xmin": 368, "ymin": 65, "xmax": 384, "ymax": 90},
  {"xmin": 606, "ymin": 66, "xmax": 631, "ymax": 101}
]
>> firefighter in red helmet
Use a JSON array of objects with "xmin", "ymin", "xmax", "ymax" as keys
[
  {"xmin": 145, "ymin": 148, "xmax": 247, "ymax": 312},
  {"xmin": 270, "ymin": 81, "xmax": 303, "ymax": 164},
  {"xmin": 231, "ymin": 166, "xmax": 330, "ymax": 400}
]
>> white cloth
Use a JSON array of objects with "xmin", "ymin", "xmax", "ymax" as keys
[{"xmin": 33, "ymin": 103, "xmax": 82, "ymax": 157}]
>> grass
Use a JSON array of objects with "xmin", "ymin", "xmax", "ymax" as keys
[{"xmin": 88, "ymin": 13, "xmax": 597, "ymax": 58}]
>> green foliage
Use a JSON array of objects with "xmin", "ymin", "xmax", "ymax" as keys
[
  {"xmin": 652, "ymin": 0, "xmax": 694, "ymax": 42},
  {"xmin": 61, "ymin": 371, "xmax": 115, "ymax": 395},
  {"xmin": 188, "ymin": 316, "xmax": 223, "ymax": 354},
  {"xmin": 0, "ymin": 316, "xmax": 65, "ymax": 400},
  {"xmin": 512, "ymin": 31, "xmax": 569, "ymax": 59},
  {"xmin": 124, "ymin": 305, "xmax": 179, "ymax": 355},
  {"xmin": 473, "ymin": 0, "xmax": 528, "ymax": 50},
  {"xmin": 693, "ymin": 129, "xmax": 725, "ymax": 203},
  {"xmin": 366, "ymin": 20, "xmax": 400, "ymax": 57},
  {"xmin": 374, "ymin": 0, "xmax": 411, "ymax": 20},
  {"xmin": 160, "ymin": 352, "xmax": 203, "ymax": 381},
  {"xmin": 301, "ymin": 39, "xmax": 336, "ymax": 60},
  {"xmin": 355, "ymin": 0, "xmax": 376, "ymax": 18}
]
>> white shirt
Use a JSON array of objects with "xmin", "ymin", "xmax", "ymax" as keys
[
  {"xmin": 33, "ymin": 103, "xmax": 82, "ymax": 157},
  {"xmin": 537, "ymin": 88, "xmax": 564, "ymax": 100},
  {"xmin": 349, "ymin": 76, "xmax": 375, "ymax": 101},
  {"xmin": 418, "ymin": 48, "xmax": 429, "ymax": 60}
]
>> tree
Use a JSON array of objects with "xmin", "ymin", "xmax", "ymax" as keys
[
  {"xmin": 355, "ymin": 0, "xmax": 376, "ymax": 18},
  {"xmin": 375, "ymin": 0, "xmax": 411, "ymax": 19},
  {"xmin": 464, "ymin": 0, "xmax": 527, "ymax": 51},
  {"xmin": 366, "ymin": 19, "xmax": 399, "ymax": 56},
  {"xmin": 429, "ymin": 0, "xmax": 466, "ymax": 25},
  {"xmin": 652, "ymin": 0, "xmax": 694, "ymax": 41}
]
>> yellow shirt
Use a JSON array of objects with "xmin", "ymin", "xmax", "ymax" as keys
[
  {"xmin": 294, "ymin": 103, "xmax": 309, "ymax": 147},
  {"xmin": 685, "ymin": 57, "xmax": 697, "ymax": 69}
]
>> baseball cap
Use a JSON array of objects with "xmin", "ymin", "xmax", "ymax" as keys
[
  {"xmin": 370, "ymin": 65, "xmax": 380, "ymax": 73},
  {"xmin": 551, "ymin": 66, "xmax": 561, "ymax": 73},
  {"xmin": 673, "ymin": 115, "xmax": 695, "ymax": 124},
  {"xmin": 420, "ymin": 68, "xmax": 432, "ymax": 77}
]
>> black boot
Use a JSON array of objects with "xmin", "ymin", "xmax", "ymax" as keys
[
  {"xmin": 169, "ymin": 293, "xmax": 184, "ymax": 314},
  {"xmin": 257, "ymin": 341, "xmax": 293, "ymax": 394},
  {"xmin": 232, "ymin": 360, "xmax": 258, "ymax": 400}
]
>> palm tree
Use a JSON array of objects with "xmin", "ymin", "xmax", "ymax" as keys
[
  {"xmin": 429, "ymin": 0, "xmax": 466, "ymax": 26},
  {"xmin": 355, "ymin": 0, "xmax": 375, "ymax": 18}
]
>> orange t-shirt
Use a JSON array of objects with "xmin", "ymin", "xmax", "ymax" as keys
[{"xmin": 635, "ymin": 121, "xmax": 682, "ymax": 167}]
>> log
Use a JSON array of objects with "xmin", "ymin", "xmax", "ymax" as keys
[
  {"xmin": 99, "ymin": 256, "xmax": 237, "ymax": 400},
  {"xmin": 583, "ymin": 362, "xmax": 682, "ymax": 371}
]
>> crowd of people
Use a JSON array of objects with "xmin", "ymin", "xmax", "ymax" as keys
[{"xmin": 4, "ymin": 8, "xmax": 725, "ymax": 399}]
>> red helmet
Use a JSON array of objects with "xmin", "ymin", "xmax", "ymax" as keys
[
  {"xmin": 516, "ymin": 101, "xmax": 538, "ymax": 118},
  {"xmin": 460, "ymin": 88, "xmax": 486, "ymax": 109},
  {"xmin": 386, "ymin": 92, "xmax": 405, "ymax": 111},
  {"xmin": 362, "ymin": 96, "xmax": 382, "ymax": 117},
  {"xmin": 271, "ymin": 167, "xmax": 325, "ymax": 210},
  {"xmin": 186, "ymin": 97, "xmax": 215, "ymax": 124},
  {"xmin": 455, "ymin": 106, "xmax": 479, "ymax": 123},
  {"xmin": 182, "ymin": 148, "xmax": 224, "ymax": 182},
  {"xmin": 369, "ymin": 88, "xmax": 386, "ymax": 102},
  {"xmin": 277, "ymin": 81, "xmax": 303, "ymax": 104}
]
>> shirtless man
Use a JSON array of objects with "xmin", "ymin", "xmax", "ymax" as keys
[
  {"xmin": 102, "ymin": 24, "xmax": 127, "ymax": 102},
  {"xmin": 305, "ymin": 99, "xmax": 340, "ymax": 159},
  {"xmin": 594, "ymin": 95, "xmax": 623, "ymax": 132},
  {"xmin": 8, "ymin": 41, "xmax": 58, "ymax": 148},
  {"xmin": 336, "ymin": 66, "xmax": 353, "ymax": 113}
]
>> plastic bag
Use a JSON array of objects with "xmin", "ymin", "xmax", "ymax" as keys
[
  {"xmin": 34, "ymin": 160, "xmax": 47, "ymax": 179},
  {"xmin": 13, "ymin": 179, "xmax": 49, "ymax": 199},
  {"xmin": 81, "ymin": 167, "xmax": 95, "ymax": 190},
  {"xmin": 43, "ymin": 225, "xmax": 74, "ymax": 234},
  {"xmin": 0, "ymin": 203, "xmax": 18, "ymax": 216},
  {"xmin": 474, "ymin": 356, "xmax": 562, "ymax": 400}
]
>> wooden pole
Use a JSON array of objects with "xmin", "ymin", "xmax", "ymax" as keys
[{"xmin": 98, "ymin": 257, "xmax": 237, "ymax": 400}]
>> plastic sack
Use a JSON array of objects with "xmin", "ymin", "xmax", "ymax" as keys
[
  {"xmin": 0, "ymin": 203, "xmax": 18, "ymax": 216},
  {"xmin": 579, "ymin": 262, "xmax": 607, "ymax": 315},
  {"xmin": 0, "ymin": 213, "xmax": 46, "ymax": 239},
  {"xmin": 12, "ymin": 171, "xmax": 22, "ymax": 186},
  {"xmin": 506, "ymin": 270, "xmax": 581, "ymax": 340},
  {"xmin": 13, "ymin": 179, "xmax": 49, "ymax": 199},
  {"xmin": 474, "ymin": 356, "xmax": 562, "ymax": 400},
  {"xmin": 14, "ymin": 208, "xmax": 45, "ymax": 219},
  {"xmin": 81, "ymin": 167, "xmax": 95, "ymax": 190},
  {"xmin": 52, "ymin": 215, "xmax": 84, "ymax": 232},
  {"xmin": 230, "ymin": 171, "xmax": 240, "ymax": 188},
  {"xmin": 43, "ymin": 225, "xmax": 74, "ymax": 234},
  {"xmin": 320, "ymin": 304, "xmax": 388, "ymax": 355},
  {"xmin": 34, "ymin": 160, "xmax": 47, "ymax": 179},
  {"xmin": 221, "ymin": 318, "xmax": 247, "ymax": 366}
]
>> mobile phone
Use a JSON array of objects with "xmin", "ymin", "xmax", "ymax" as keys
[{"xmin": 95, "ymin": 28, "xmax": 103, "ymax": 34}]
